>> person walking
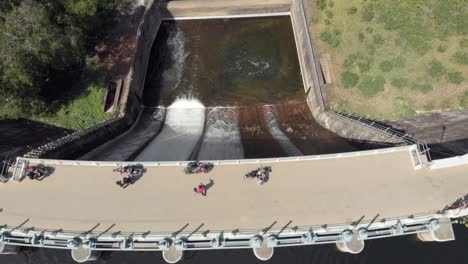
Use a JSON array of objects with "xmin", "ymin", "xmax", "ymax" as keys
[{"xmin": 193, "ymin": 183, "xmax": 207, "ymax": 196}]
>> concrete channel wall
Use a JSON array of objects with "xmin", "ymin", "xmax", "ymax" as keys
[
  {"xmin": 25, "ymin": 0, "xmax": 163, "ymax": 159},
  {"xmin": 289, "ymin": 0, "xmax": 402, "ymax": 144}
]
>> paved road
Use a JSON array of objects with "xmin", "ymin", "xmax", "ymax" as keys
[{"xmin": 1, "ymin": 146, "xmax": 467, "ymax": 234}]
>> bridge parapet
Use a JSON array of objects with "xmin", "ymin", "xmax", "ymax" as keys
[{"xmin": 0, "ymin": 210, "xmax": 463, "ymax": 261}]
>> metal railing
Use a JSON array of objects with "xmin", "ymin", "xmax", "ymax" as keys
[
  {"xmin": 330, "ymin": 110, "xmax": 432, "ymax": 163},
  {"xmin": 0, "ymin": 210, "xmax": 463, "ymax": 252}
]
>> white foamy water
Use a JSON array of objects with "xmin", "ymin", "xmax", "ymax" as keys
[
  {"xmin": 162, "ymin": 28, "xmax": 190, "ymax": 91},
  {"xmin": 197, "ymin": 107, "xmax": 244, "ymax": 160},
  {"xmin": 264, "ymin": 107, "xmax": 303, "ymax": 157},
  {"xmin": 135, "ymin": 98, "xmax": 205, "ymax": 161}
]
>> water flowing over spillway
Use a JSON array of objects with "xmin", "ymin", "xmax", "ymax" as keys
[
  {"xmin": 135, "ymin": 98, "xmax": 205, "ymax": 161},
  {"xmin": 79, "ymin": 108, "xmax": 165, "ymax": 161},
  {"xmin": 264, "ymin": 106, "xmax": 303, "ymax": 156},
  {"xmin": 197, "ymin": 107, "xmax": 244, "ymax": 160}
]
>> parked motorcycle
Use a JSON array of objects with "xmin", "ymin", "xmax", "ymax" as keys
[
  {"xmin": 244, "ymin": 166, "xmax": 272, "ymax": 179},
  {"xmin": 113, "ymin": 164, "xmax": 145, "ymax": 177},
  {"xmin": 26, "ymin": 164, "xmax": 49, "ymax": 180},
  {"xmin": 184, "ymin": 161, "xmax": 214, "ymax": 174}
]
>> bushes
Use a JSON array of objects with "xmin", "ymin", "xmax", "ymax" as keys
[
  {"xmin": 361, "ymin": 5, "xmax": 374, "ymax": 22},
  {"xmin": 447, "ymin": 71, "xmax": 464, "ymax": 84},
  {"xmin": 411, "ymin": 83, "xmax": 433, "ymax": 93},
  {"xmin": 427, "ymin": 60, "xmax": 446, "ymax": 79},
  {"xmin": 347, "ymin": 7, "xmax": 358, "ymax": 15},
  {"xmin": 358, "ymin": 75, "xmax": 385, "ymax": 97},
  {"xmin": 391, "ymin": 78, "xmax": 407, "ymax": 88},
  {"xmin": 341, "ymin": 71, "xmax": 359, "ymax": 88},
  {"xmin": 453, "ymin": 51, "xmax": 468, "ymax": 65},
  {"xmin": 316, "ymin": 0, "xmax": 327, "ymax": 10},
  {"xmin": 373, "ymin": 34, "xmax": 384, "ymax": 45},
  {"xmin": 379, "ymin": 60, "xmax": 393, "ymax": 72},
  {"xmin": 320, "ymin": 30, "xmax": 340, "ymax": 48},
  {"xmin": 460, "ymin": 39, "xmax": 468, "ymax": 48}
]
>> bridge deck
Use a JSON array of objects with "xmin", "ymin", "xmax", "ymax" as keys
[{"xmin": 1, "ymin": 147, "xmax": 467, "ymax": 234}]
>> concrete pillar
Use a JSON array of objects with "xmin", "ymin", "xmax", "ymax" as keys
[
  {"xmin": 162, "ymin": 244, "xmax": 184, "ymax": 264},
  {"xmin": 336, "ymin": 230, "xmax": 365, "ymax": 254},
  {"xmin": 0, "ymin": 242, "xmax": 19, "ymax": 254},
  {"xmin": 71, "ymin": 245, "xmax": 101, "ymax": 263},
  {"xmin": 417, "ymin": 217, "xmax": 455, "ymax": 242},
  {"xmin": 252, "ymin": 236, "xmax": 274, "ymax": 261}
]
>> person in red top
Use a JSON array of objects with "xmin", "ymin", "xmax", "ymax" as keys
[{"xmin": 193, "ymin": 183, "xmax": 207, "ymax": 196}]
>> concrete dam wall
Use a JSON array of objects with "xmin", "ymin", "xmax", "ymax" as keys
[{"xmin": 29, "ymin": 0, "xmax": 405, "ymax": 160}]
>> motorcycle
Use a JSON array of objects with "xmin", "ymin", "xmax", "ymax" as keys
[
  {"xmin": 26, "ymin": 164, "xmax": 49, "ymax": 180},
  {"xmin": 184, "ymin": 161, "xmax": 214, "ymax": 174},
  {"xmin": 244, "ymin": 166, "xmax": 272, "ymax": 179},
  {"xmin": 113, "ymin": 164, "xmax": 145, "ymax": 177}
]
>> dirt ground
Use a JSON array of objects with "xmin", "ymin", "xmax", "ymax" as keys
[{"xmin": 94, "ymin": 0, "xmax": 146, "ymax": 79}]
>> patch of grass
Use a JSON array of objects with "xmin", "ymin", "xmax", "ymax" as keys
[
  {"xmin": 453, "ymin": 51, "xmax": 468, "ymax": 65},
  {"xmin": 460, "ymin": 39, "xmax": 468, "ymax": 48},
  {"xmin": 391, "ymin": 78, "xmax": 408, "ymax": 88},
  {"xmin": 437, "ymin": 44, "xmax": 448, "ymax": 53},
  {"xmin": 320, "ymin": 30, "xmax": 340, "ymax": 48},
  {"xmin": 347, "ymin": 6, "xmax": 358, "ymax": 15},
  {"xmin": 313, "ymin": 0, "xmax": 467, "ymax": 119},
  {"xmin": 325, "ymin": 10, "xmax": 334, "ymax": 19},
  {"xmin": 358, "ymin": 32, "xmax": 365, "ymax": 42},
  {"xmin": 460, "ymin": 91, "xmax": 468, "ymax": 108},
  {"xmin": 34, "ymin": 84, "xmax": 110, "ymax": 130},
  {"xmin": 316, "ymin": 0, "xmax": 327, "ymax": 10},
  {"xmin": 393, "ymin": 97, "xmax": 416, "ymax": 117},
  {"xmin": 341, "ymin": 71, "xmax": 359, "ymax": 88},
  {"xmin": 427, "ymin": 60, "xmax": 446, "ymax": 79},
  {"xmin": 423, "ymin": 103, "xmax": 435, "ymax": 111},
  {"xmin": 361, "ymin": 5, "xmax": 374, "ymax": 22},
  {"xmin": 411, "ymin": 82, "xmax": 433, "ymax": 93},
  {"xmin": 379, "ymin": 60, "xmax": 393, "ymax": 72},
  {"xmin": 373, "ymin": 34, "xmax": 384, "ymax": 45},
  {"xmin": 447, "ymin": 71, "xmax": 464, "ymax": 84},
  {"xmin": 358, "ymin": 75, "xmax": 385, "ymax": 98},
  {"xmin": 441, "ymin": 99, "xmax": 451, "ymax": 109}
]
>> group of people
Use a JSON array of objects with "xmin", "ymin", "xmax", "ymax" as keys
[
  {"xmin": 244, "ymin": 166, "xmax": 272, "ymax": 185},
  {"xmin": 114, "ymin": 164, "xmax": 144, "ymax": 188},
  {"xmin": 26, "ymin": 164, "xmax": 48, "ymax": 180},
  {"xmin": 113, "ymin": 162, "xmax": 272, "ymax": 194}
]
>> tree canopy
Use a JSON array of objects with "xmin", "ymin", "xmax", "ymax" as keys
[{"xmin": 0, "ymin": 0, "xmax": 115, "ymax": 114}]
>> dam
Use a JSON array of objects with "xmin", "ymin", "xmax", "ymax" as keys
[
  {"xmin": 80, "ymin": 17, "xmax": 367, "ymax": 162},
  {"xmin": 1, "ymin": 0, "xmax": 467, "ymax": 263}
]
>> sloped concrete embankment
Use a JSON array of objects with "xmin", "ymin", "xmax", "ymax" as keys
[
  {"xmin": 290, "ymin": 0, "xmax": 403, "ymax": 145},
  {"xmin": 25, "ymin": 0, "xmax": 163, "ymax": 159}
]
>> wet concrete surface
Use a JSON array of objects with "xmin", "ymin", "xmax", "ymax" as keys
[{"xmin": 0, "ymin": 119, "xmax": 70, "ymax": 157}]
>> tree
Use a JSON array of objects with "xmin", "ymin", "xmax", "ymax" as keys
[{"xmin": 0, "ymin": 0, "xmax": 84, "ymax": 99}]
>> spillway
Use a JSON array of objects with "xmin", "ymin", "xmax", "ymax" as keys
[
  {"xmin": 264, "ymin": 106, "xmax": 303, "ymax": 156},
  {"xmin": 197, "ymin": 107, "xmax": 244, "ymax": 160},
  {"xmin": 135, "ymin": 98, "xmax": 205, "ymax": 161}
]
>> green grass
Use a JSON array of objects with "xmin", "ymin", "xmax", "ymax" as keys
[
  {"xmin": 310, "ymin": 0, "xmax": 468, "ymax": 119},
  {"xmin": 461, "ymin": 91, "xmax": 468, "ymax": 108},
  {"xmin": 0, "ymin": 59, "xmax": 112, "ymax": 130},
  {"xmin": 33, "ymin": 84, "xmax": 110, "ymax": 130}
]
